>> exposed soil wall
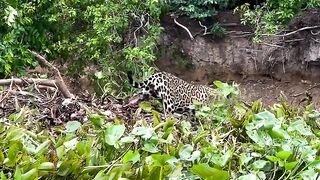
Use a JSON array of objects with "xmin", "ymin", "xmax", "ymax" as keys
[
  {"xmin": 156, "ymin": 9, "xmax": 320, "ymax": 83},
  {"xmin": 156, "ymin": 9, "xmax": 320, "ymax": 107}
]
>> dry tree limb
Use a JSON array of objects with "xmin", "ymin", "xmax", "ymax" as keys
[
  {"xmin": 198, "ymin": 21, "xmax": 209, "ymax": 35},
  {"xmin": 28, "ymin": 50, "xmax": 74, "ymax": 98},
  {"xmin": 173, "ymin": 16, "xmax": 194, "ymax": 40},
  {"xmin": 0, "ymin": 79, "xmax": 14, "ymax": 103},
  {"xmin": 262, "ymin": 25, "xmax": 320, "ymax": 37}
]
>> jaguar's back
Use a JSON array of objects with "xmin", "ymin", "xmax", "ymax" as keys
[{"xmin": 127, "ymin": 71, "xmax": 215, "ymax": 114}]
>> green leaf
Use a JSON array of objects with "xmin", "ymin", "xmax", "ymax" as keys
[
  {"xmin": 276, "ymin": 151, "xmax": 292, "ymax": 160},
  {"xmin": 152, "ymin": 111, "xmax": 161, "ymax": 125},
  {"xmin": 89, "ymin": 114, "xmax": 105, "ymax": 128},
  {"xmin": 14, "ymin": 167, "xmax": 22, "ymax": 180},
  {"xmin": 105, "ymin": 124, "xmax": 125, "ymax": 146},
  {"xmin": 0, "ymin": 151, "xmax": 4, "ymax": 163},
  {"xmin": 35, "ymin": 140, "xmax": 50, "ymax": 155},
  {"xmin": 288, "ymin": 120, "xmax": 313, "ymax": 136},
  {"xmin": 65, "ymin": 121, "xmax": 81, "ymax": 133},
  {"xmin": 284, "ymin": 161, "xmax": 298, "ymax": 170},
  {"xmin": 0, "ymin": 171, "xmax": 7, "ymax": 180},
  {"xmin": 132, "ymin": 127, "xmax": 153, "ymax": 139},
  {"xmin": 179, "ymin": 144, "xmax": 193, "ymax": 160},
  {"xmin": 191, "ymin": 163, "xmax": 229, "ymax": 180},
  {"xmin": 63, "ymin": 138, "xmax": 78, "ymax": 149},
  {"xmin": 252, "ymin": 160, "xmax": 268, "ymax": 170},
  {"xmin": 238, "ymin": 173, "xmax": 258, "ymax": 180},
  {"xmin": 150, "ymin": 154, "xmax": 177, "ymax": 167},
  {"xmin": 139, "ymin": 101, "xmax": 153, "ymax": 112},
  {"xmin": 38, "ymin": 162, "xmax": 55, "ymax": 171},
  {"xmin": 266, "ymin": 156, "xmax": 279, "ymax": 162},
  {"xmin": 21, "ymin": 168, "xmax": 38, "ymax": 180},
  {"xmin": 123, "ymin": 150, "xmax": 140, "ymax": 164},
  {"xmin": 270, "ymin": 127, "xmax": 290, "ymax": 139},
  {"xmin": 211, "ymin": 150, "xmax": 232, "ymax": 168},
  {"xmin": 254, "ymin": 111, "xmax": 277, "ymax": 129},
  {"xmin": 143, "ymin": 142, "xmax": 159, "ymax": 153},
  {"xmin": 8, "ymin": 141, "xmax": 22, "ymax": 161}
]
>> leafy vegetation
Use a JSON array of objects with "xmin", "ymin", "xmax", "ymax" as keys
[
  {"xmin": 236, "ymin": 0, "xmax": 320, "ymax": 42},
  {"xmin": 0, "ymin": 0, "xmax": 162, "ymax": 96},
  {"xmin": 1, "ymin": 81, "xmax": 319, "ymax": 179}
]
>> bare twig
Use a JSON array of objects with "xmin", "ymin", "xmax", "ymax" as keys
[
  {"xmin": 132, "ymin": 14, "xmax": 145, "ymax": 47},
  {"xmin": 292, "ymin": 83, "xmax": 320, "ymax": 97},
  {"xmin": 0, "ymin": 79, "xmax": 14, "ymax": 103},
  {"xmin": 173, "ymin": 17, "xmax": 194, "ymax": 40},
  {"xmin": 198, "ymin": 21, "xmax": 209, "ymax": 35},
  {"xmin": 28, "ymin": 50, "xmax": 74, "ymax": 98},
  {"xmin": 262, "ymin": 25, "xmax": 320, "ymax": 37},
  {"xmin": 261, "ymin": 42, "xmax": 284, "ymax": 48}
]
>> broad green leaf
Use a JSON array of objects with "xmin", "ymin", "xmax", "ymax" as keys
[
  {"xmin": 300, "ymin": 169, "xmax": 318, "ymax": 180},
  {"xmin": 276, "ymin": 151, "xmax": 292, "ymax": 160},
  {"xmin": 21, "ymin": 168, "xmax": 38, "ymax": 180},
  {"xmin": 0, "ymin": 151, "xmax": 4, "ymax": 163},
  {"xmin": 8, "ymin": 141, "xmax": 22, "ymax": 161},
  {"xmin": 5, "ymin": 127, "xmax": 25, "ymax": 141},
  {"xmin": 38, "ymin": 162, "xmax": 55, "ymax": 171},
  {"xmin": 254, "ymin": 111, "xmax": 277, "ymax": 128},
  {"xmin": 191, "ymin": 163, "xmax": 229, "ymax": 180},
  {"xmin": 211, "ymin": 150, "xmax": 232, "ymax": 168},
  {"xmin": 89, "ymin": 114, "xmax": 105, "ymax": 128},
  {"xmin": 238, "ymin": 174, "xmax": 257, "ymax": 180},
  {"xmin": 284, "ymin": 161, "xmax": 298, "ymax": 170},
  {"xmin": 105, "ymin": 124, "xmax": 125, "ymax": 146},
  {"xmin": 139, "ymin": 101, "xmax": 153, "ymax": 112},
  {"xmin": 123, "ymin": 150, "xmax": 140, "ymax": 164},
  {"xmin": 65, "ymin": 121, "xmax": 81, "ymax": 133},
  {"xmin": 240, "ymin": 153, "xmax": 253, "ymax": 166},
  {"xmin": 152, "ymin": 111, "xmax": 161, "ymax": 125},
  {"xmin": 150, "ymin": 154, "xmax": 177, "ymax": 167},
  {"xmin": 288, "ymin": 120, "xmax": 313, "ymax": 136},
  {"xmin": 14, "ymin": 167, "xmax": 22, "ymax": 180},
  {"xmin": 252, "ymin": 160, "xmax": 268, "ymax": 170},
  {"xmin": 131, "ymin": 127, "xmax": 153, "ymax": 139},
  {"xmin": 0, "ymin": 171, "xmax": 7, "ymax": 180},
  {"xmin": 120, "ymin": 136, "xmax": 136, "ymax": 143},
  {"xmin": 63, "ymin": 138, "xmax": 78, "ymax": 150},
  {"xmin": 76, "ymin": 142, "xmax": 86, "ymax": 156},
  {"xmin": 266, "ymin": 156, "xmax": 279, "ymax": 162},
  {"xmin": 143, "ymin": 142, "xmax": 159, "ymax": 153},
  {"xmin": 35, "ymin": 140, "xmax": 50, "ymax": 155},
  {"xmin": 270, "ymin": 127, "xmax": 290, "ymax": 139},
  {"xmin": 57, "ymin": 161, "xmax": 71, "ymax": 176},
  {"xmin": 179, "ymin": 144, "xmax": 193, "ymax": 160}
]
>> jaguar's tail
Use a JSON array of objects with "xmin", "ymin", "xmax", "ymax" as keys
[{"xmin": 127, "ymin": 71, "xmax": 145, "ymax": 88}]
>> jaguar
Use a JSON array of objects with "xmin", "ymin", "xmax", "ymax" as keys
[{"xmin": 127, "ymin": 70, "xmax": 216, "ymax": 115}]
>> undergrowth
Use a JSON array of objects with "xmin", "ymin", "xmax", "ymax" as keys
[{"xmin": 0, "ymin": 81, "xmax": 319, "ymax": 179}]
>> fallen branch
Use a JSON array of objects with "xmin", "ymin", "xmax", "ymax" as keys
[
  {"xmin": 262, "ymin": 25, "xmax": 320, "ymax": 37},
  {"xmin": 173, "ymin": 16, "xmax": 194, "ymax": 40},
  {"xmin": 28, "ymin": 50, "xmax": 74, "ymax": 98}
]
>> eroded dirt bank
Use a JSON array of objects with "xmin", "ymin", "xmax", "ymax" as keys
[{"xmin": 156, "ymin": 9, "xmax": 320, "ymax": 107}]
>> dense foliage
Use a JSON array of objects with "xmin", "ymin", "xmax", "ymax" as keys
[
  {"xmin": 1, "ymin": 82, "xmax": 319, "ymax": 179},
  {"xmin": 0, "ymin": 0, "xmax": 162, "ymax": 95},
  {"xmin": 237, "ymin": 0, "xmax": 320, "ymax": 42}
]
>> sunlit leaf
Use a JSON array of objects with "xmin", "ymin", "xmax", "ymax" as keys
[
  {"xmin": 65, "ymin": 121, "xmax": 81, "ymax": 133},
  {"xmin": 105, "ymin": 124, "xmax": 125, "ymax": 146},
  {"xmin": 123, "ymin": 150, "xmax": 140, "ymax": 164},
  {"xmin": 191, "ymin": 163, "xmax": 229, "ymax": 180}
]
